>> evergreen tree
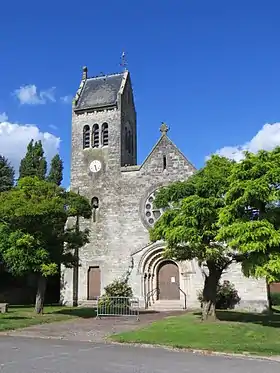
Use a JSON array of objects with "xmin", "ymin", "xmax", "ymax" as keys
[
  {"xmin": 0, "ymin": 155, "xmax": 15, "ymax": 192},
  {"xmin": 19, "ymin": 140, "xmax": 47, "ymax": 180},
  {"xmin": 47, "ymin": 154, "xmax": 63, "ymax": 186}
]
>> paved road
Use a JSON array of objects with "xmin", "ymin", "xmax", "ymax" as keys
[{"xmin": 0, "ymin": 337, "xmax": 279, "ymax": 373}]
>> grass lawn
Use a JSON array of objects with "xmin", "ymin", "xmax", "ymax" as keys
[
  {"xmin": 0, "ymin": 305, "xmax": 96, "ymax": 332},
  {"xmin": 111, "ymin": 308, "xmax": 280, "ymax": 356}
]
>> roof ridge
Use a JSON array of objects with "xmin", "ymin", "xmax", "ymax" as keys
[{"xmin": 87, "ymin": 72, "xmax": 124, "ymax": 80}]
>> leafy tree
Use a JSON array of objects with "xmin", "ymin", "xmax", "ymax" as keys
[
  {"xmin": 47, "ymin": 154, "xmax": 63, "ymax": 186},
  {"xmin": 217, "ymin": 148, "xmax": 280, "ymax": 288},
  {"xmin": 0, "ymin": 176, "xmax": 92, "ymax": 313},
  {"xmin": 19, "ymin": 140, "xmax": 47, "ymax": 180},
  {"xmin": 0, "ymin": 155, "xmax": 14, "ymax": 192},
  {"xmin": 150, "ymin": 155, "xmax": 236, "ymax": 320}
]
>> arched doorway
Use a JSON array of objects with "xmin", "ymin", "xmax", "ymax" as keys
[{"xmin": 157, "ymin": 260, "xmax": 180, "ymax": 300}]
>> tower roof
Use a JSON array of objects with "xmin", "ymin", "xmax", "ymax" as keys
[{"xmin": 74, "ymin": 72, "xmax": 125, "ymax": 111}]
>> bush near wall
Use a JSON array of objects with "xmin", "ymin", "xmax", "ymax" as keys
[
  {"xmin": 271, "ymin": 292, "xmax": 280, "ymax": 306},
  {"xmin": 98, "ymin": 279, "xmax": 133, "ymax": 313},
  {"xmin": 198, "ymin": 280, "xmax": 241, "ymax": 310}
]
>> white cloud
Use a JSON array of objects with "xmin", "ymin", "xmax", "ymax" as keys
[
  {"xmin": 14, "ymin": 85, "xmax": 56, "ymax": 105},
  {"xmin": 0, "ymin": 112, "xmax": 8, "ymax": 122},
  {"xmin": 214, "ymin": 122, "xmax": 280, "ymax": 161},
  {"xmin": 60, "ymin": 95, "xmax": 72, "ymax": 104},
  {"xmin": 0, "ymin": 114, "xmax": 60, "ymax": 175}
]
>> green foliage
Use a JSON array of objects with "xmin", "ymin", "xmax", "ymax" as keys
[
  {"xmin": 198, "ymin": 280, "xmax": 241, "ymax": 310},
  {"xmin": 270, "ymin": 292, "xmax": 280, "ymax": 306},
  {"xmin": 217, "ymin": 147, "xmax": 280, "ymax": 282},
  {"xmin": 0, "ymin": 176, "xmax": 92, "ymax": 279},
  {"xmin": 150, "ymin": 155, "xmax": 239, "ymax": 319},
  {"xmin": 19, "ymin": 140, "xmax": 47, "ymax": 180},
  {"xmin": 151, "ymin": 155, "xmax": 235, "ymax": 264},
  {"xmin": 0, "ymin": 155, "xmax": 14, "ymax": 192},
  {"xmin": 103, "ymin": 279, "xmax": 133, "ymax": 298},
  {"xmin": 47, "ymin": 154, "xmax": 63, "ymax": 186},
  {"xmin": 98, "ymin": 279, "xmax": 133, "ymax": 313}
]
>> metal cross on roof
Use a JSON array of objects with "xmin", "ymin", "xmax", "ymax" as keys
[{"xmin": 160, "ymin": 122, "xmax": 169, "ymax": 135}]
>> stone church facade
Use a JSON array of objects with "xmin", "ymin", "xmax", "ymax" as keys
[{"xmin": 61, "ymin": 67, "xmax": 268, "ymax": 311}]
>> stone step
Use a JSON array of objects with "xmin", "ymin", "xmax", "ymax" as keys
[
  {"xmin": 79, "ymin": 300, "xmax": 98, "ymax": 308},
  {"xmin": 149, "ymin": 300, "xmax": 185, "ymax": 311}
]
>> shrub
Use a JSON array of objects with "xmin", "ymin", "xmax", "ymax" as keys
[
  {"xmin": 103, "ymin": 279, "xmax": 133, "ymax": 298},
  {"xmin": 198, "ymin": 280, "xmax": 241, "ymax": 310},
  {"xmin": 270, "ymin": 292, "xmax": 280, "ymax": 306},
  {"xmin": 98, "ymin": 279, "xmax": 133, "ymax": 314}
]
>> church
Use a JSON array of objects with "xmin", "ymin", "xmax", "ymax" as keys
[{"xmin": 61, "ymin": 66, "xmax": 268, "ymax": 311}]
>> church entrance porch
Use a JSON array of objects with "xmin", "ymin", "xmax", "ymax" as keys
[
  {"xmin": 157, "ymin": 261, "xmax": 180, "ymax": 300},
  {"xmin": 135, "ymin": 243, "xmax": 188, "ymax": 310}
]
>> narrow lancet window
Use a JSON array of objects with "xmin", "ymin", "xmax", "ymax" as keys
[
  {"xmin": 163, "ymin": 155, "xmax": 167, "ymax": 170},
  {"xmin": 83, "ymin": 125, "xmax": 90, "ymax": 149},
  {"xmin": 92, "ymin": 124, "xmax": 99, "ymax": 148},
  {"xmin": 91, "ymin": 197, "xmax": 99, "ymax": 222},
  {"xmin": 102, "ymin": 123, "xmax": 108, "ymax": 146}
]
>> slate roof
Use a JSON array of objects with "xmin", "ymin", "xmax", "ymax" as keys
[{"xmin": 74, "ymin": 73, "xmax": 124, "ymax": 111}]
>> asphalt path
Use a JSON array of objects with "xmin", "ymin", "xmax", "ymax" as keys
[{"xmin": 0, "ymin": 336, "xmax": 279, "ymax": 373}]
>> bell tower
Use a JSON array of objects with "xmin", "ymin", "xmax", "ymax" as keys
[{"xmin": 70, "ymin": 66, "xmax": 137, "ymax": 192}]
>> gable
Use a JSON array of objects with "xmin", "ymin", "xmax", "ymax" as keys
[{"xmin": 140, "ymin": 134, "xmax": 195, "ymax": 176}]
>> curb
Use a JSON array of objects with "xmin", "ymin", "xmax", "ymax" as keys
[{"xmin": 109, "ymin": 340, "xmax": 280, "ymax": 363}]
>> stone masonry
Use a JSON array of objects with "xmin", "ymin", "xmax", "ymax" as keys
[{"xmin": 61, "ymin": 67, "xmax": 268, "ymax": 312}]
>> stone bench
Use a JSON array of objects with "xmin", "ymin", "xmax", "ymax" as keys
[{"xmin": 0, "ymin": 303, "xmax": 8, "ymax": 313}]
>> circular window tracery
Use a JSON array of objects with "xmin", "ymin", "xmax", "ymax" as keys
[{"xmin": 144, "ymin": 191, "xmax": 164, "ymax": 227}]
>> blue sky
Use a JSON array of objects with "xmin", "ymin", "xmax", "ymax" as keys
[{"xmin": 1, "ymin": 0, "xmax": 280, "ymax": 187}]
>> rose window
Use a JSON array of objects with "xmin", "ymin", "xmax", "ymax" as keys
[{"xmin": 144, "ymin": 191, "xmax": 164, "ymax": 227}]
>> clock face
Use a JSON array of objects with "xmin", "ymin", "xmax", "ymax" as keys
[{"xmin": 89, "ymin": 160, "xmax": 102, "ymax": 173}]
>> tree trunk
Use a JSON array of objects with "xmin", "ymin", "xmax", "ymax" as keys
[
  {"xmin": 201, "ymin": 265, "xmax": 222, "ymax": 322},
  {"xmin": 35, "ymin": 274, "xmax": 47, "ymax": 314},
  {"xmin": 266, "ymin": 278, "xmax": 272, "ymax": 311}
]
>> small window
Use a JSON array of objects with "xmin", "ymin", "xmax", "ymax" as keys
[
  {"xmin": 92, "ymin": 124, "xmax": 99, "ymax": 148},
  {"xmin": 83, "ymin": 125, "xmax": 90, "ymax": 149},
  {"xmin": 101, "ymin": 123, "xmax": 108, "ymax": 146},
  {"xmin": 163, "ymin": 155, "xmax": 167, "ymax": 170},
  {"xmin": 91, "ymin": 197, "xmax": 99, "ymax": 223}
]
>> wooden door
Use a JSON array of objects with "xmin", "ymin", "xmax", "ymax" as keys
[
  {"xmin": 88, "ymin": 267, "xmax": 101, "ymax": 300},
  {"xmin": 157, "ymin": 261, "xmax": 180, "ymax": 300}
]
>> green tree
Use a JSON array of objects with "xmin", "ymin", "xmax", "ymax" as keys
[
  {"xmin": 0, "ymin": 155, "xmax": 14, "ymax": 192},
  {"xmin": 0, "ymin": 176, "xmax": 92, "ymax": 313},
  {"xmin": 217, "ymin": 148, "xmax": 280, "ymax": 288},
  {"xmin": 19, "ymin": 140, "xmax": 47, "ymax": 180},
  {"xmin": 150, "ymin": 155, "xmax": 236, "ymax": 320},
  {"xmin": 47, "ymin": 154, "xmax": 63, "ymax": 186}
]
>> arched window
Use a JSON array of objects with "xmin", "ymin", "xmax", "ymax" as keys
[
  {"xmin": 92, "ymin": 124, "xmax": 99, "ymax": 148},
  {"xmin": 163, "ymin": 155, "xmax": 167, "ymax": 170},
  {"xmin": 83, "ymin": 125, "xmax": 90, "ymax": 149},
  {"xmin": 91, "ymin": 197, "xmax": 99, "ymax": 223},
  {"xmin": 101, "ymin": 123, "xmax": 108, "ymax": 146}
]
